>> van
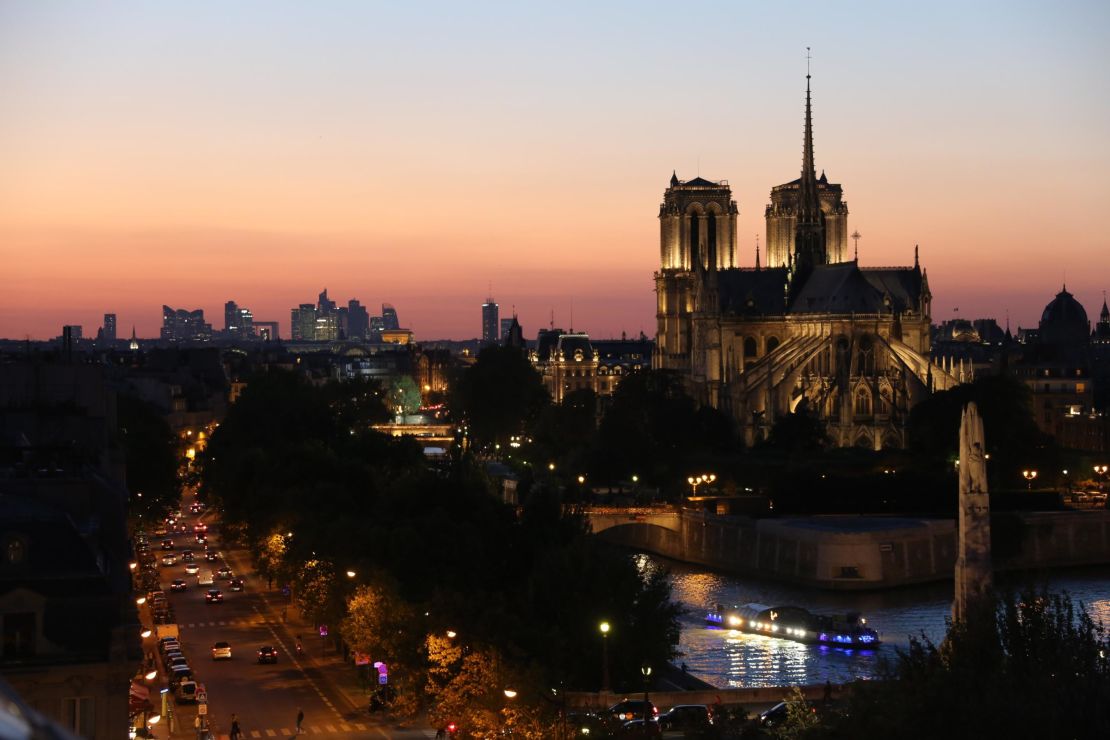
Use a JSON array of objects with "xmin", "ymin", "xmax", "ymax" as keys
[{"xmin": 197, "ymin": 570, "xmax": 214, "ymax": 586}]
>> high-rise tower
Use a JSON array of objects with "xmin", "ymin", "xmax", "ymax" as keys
[{"xmin": 481, "ymin": 297, "xmax": 500, "ymax": 345}]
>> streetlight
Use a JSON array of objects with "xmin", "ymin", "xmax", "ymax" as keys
[
  {"xmin": 346, "ymin": 570, "xmax": 357, "ymax": 579},
  {"xmin": 599, "ymin": 621, "xmax": 611, "ymax": 693},
  {"xmin": 503, "ymin": 688, "xmax": 517, "ymax": 699},
  {"xmin": 446, "ymin": 630, "xmax": 457, "ymax": 639},
  {"xmin": 144, "ymin": 669, "xmax": 157, "ymax": 681},
  {"xmin": 136, "ymin": 597, "xmax": 146, "ymax": 606},
  {"xmin": 1095, "ymin": 464, "xmax": 1109, "ymax": 495},
  {"xmin": 548, "ymin": 462, "xmax": 556, "ymax": 471},
  {"xmin": 577, "ymin": 475, "xmax": 586, "ymax": 485},
  {"xmin": 148, "ymin": 715, "xmax": 161, "ymax": 725},
  {"xmin": 641, "ymin": 664, "xmax": 653, "ymax": 725},
  {"xmin": 129, "ymin": 561, "xmax": 138, "ymax": 571},
  {"xmin": 141, "ymin": 628, "xmax": 152, "ymax": 639},
  {"xmin": 1023, "ymin": 470, "xmax": 1038, "ymax": 490},
  {"xmin": 687, "ymin": 473, "xmax": 716, "ymax": 496}
]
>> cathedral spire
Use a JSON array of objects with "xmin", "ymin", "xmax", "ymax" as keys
[
  {"xmin": 755, "ymin": 234, "xmax": 761, "ymax": 270},
  {"xmin": 791, "ymin": 49, "xmax": 826, "ymax": 290},
  {"xmin": 914, "ymin": 244, "xmax": 920, "ymax": 270}
]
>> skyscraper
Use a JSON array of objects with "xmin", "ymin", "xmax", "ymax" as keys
[
  {"xmin": 347, "ymin": 300, "xmax": 370, "ymax": 340},
  {"xmin": 482, "ymin": 297, "xmax": 499, "ymax": 345},
  {"xmin": 160, "ymin": 306, "xmax": 212, "ymax": 342},
  {"xmin": 382, "ymin": 304, "xmax": 400, "ymax": 331},
  {"xmin": 224, "ymin": 301, "xmax": 255, "ymax": 339},
  {"xmin": 102, "ymin": 313, "xmax": 117, "ymax": 342},
  {"xmin": 291, "ymin": 304, "xmax": 316, "ymax": 341}
]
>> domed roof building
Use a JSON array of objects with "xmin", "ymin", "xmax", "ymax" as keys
[{"xmin": 1038, "ymin": 286, "xmax": 1090, "ymax": 346}]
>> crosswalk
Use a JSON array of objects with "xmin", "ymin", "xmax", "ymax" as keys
[
  {"xmin": 244, "ymin": 724, "xmax": 366, "ymax": 736},
  {"xmin": 181, "ymin": 618, "xmax": 274, "ymax": 629}
]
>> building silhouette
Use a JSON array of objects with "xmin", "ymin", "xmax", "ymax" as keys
[
  {"xmin": 655, "ymin": 71, "xmax": 958, "ymax": 448},
  {"xmin": 102, "ymin": 313, "xmax": 117, "ymax": 343},
  {"xmin": 160, "ymin": 306, "xmax": 212, "ymax": 343},
  {"xmin": 482, "ymin": 297, "xmax": 499, "ymax": 345},
  {"xmin": 382, "ymin": 304, "xmax": 400, "ymax": 331}
]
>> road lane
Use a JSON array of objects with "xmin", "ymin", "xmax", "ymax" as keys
[{"xmin": 160, "ymin": 524, "xmax": 392, "ymax": 738}]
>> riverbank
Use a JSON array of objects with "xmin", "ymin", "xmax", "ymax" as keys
[{"xmin": 596, "ymin": 508, "xmax": 1110, "ymax": 590}]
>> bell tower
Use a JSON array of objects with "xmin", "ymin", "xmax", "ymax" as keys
[{"xmin": 654, "ymin": 173, "xmax": 738, "ymax": 371}]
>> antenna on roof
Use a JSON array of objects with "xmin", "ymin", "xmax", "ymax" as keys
[
  {"xmin": 569, "ymin": 298, "xmax": 574, "ymax": 333},
  {"xmin": 851, "ymin": 230, "xmax": 861, "ymax": 262},
  {"xmin": 755, "ymin": 234, "xmax": 761, "ymax": 270}
]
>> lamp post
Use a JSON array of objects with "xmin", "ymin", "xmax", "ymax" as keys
[
  {"xmin": 641, "ymin": 664, "xmax": 652, "ymax": 725},
  {"xmin": 1095, "ymin": 464, "xmax": 1109, "ymax": 496},
  {"xmin": 599, "ymin": 621, "xmax": 611, "ymax": 693},
  {"xmin": 687, "ymin": 473, "xmax": 716, "ymax": 496},
  {"xmin": 1023, "ymin": 469, "xmax": 1038, "ymax": 490}
]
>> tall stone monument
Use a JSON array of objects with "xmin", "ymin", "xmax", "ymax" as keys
[{"xmin": 953, "ymin": 401, "xmax": 993, "ymax": 622}]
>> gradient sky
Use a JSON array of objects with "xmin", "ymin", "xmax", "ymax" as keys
[{"xmin": 2, "ymin": 1, "xmax": 1108, "ymax": 341}]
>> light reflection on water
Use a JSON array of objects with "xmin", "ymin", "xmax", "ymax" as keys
[{"xmin": 634, "ymin": 553, "xmax": 1110, "ymax": 688}]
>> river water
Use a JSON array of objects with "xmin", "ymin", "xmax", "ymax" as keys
[{"xmin": 635, "ymin": 554, "xmax": 1110, "ymax": 689}]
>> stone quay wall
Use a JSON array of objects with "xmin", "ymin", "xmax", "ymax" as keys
[{"xmin": 596, "ymin": 509, "xmax": 1110, "ymax": 590}]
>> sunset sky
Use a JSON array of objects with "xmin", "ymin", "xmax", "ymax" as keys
[{"xmin": 2, "ymin": 1, "xmax": 1108, "ymax": 341}]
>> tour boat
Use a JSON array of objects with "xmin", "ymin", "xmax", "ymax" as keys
[{"xmin": 705, "ymin": 602, "xmax": 880, "ymax": 648}]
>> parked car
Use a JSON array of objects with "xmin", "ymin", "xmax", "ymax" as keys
[
  {"xmin": 158, "ymin": 639, "xmax": 180, "ymax": 655},
  {"xmin": 607, "ymin": 700, "xmax": 658, "ymax": 723},
  {"xmin": 759, "ymin": 702, "xmax": 788, "ymax": 727},
  {"xmin": 169, "ymin": 666, "xmax": 194, "ymax": 689},
  {"xmin": 257, "ymin": 645, "xmax": 278, "ymax": 664},
  {"xmin": 618, "ymin": 719, "xmax": 661, "ymax": 738},
  {"xmin": 212, "ymin": 641, "xmax": 232, "ymax": 660},
  {"xmin": 658, "ymin": 704, "xmax": 712, "ymax": 731},
  {"xmin": 166, "ymin": 655, "xmax": 189, "ymax": 672},
  {"xmin": 175, "ymin": 680, "xmax": 198, "ymax": 704}
]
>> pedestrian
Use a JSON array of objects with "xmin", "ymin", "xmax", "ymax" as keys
[
  {"xmin": 230, "ymin": 714, "xmax": 241, "ymax": 740},
  {"xmin": 435, "ymin": 727, "xmax": 446, "ymax": 740},
  {"xmin": 296, "ymin": 708, "xmax": 304, "ymax": 735}
]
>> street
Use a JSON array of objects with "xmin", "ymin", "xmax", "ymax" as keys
[{"xmin": 151, "ymin": 512, "xmax": 434, "ymax": 739}]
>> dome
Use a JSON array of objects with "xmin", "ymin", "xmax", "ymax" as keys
[{"xmin": 1038, "ymin": 286, "xmax": 1089, "ymax": 345}]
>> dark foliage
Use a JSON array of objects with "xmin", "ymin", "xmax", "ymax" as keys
[
  {"xmin": 117, "ymin": 394, "xmax": 180, "ymax": 522},
  {"xmin": 450, "ymin": 346, "xmax": 550, "ymax": 447}
]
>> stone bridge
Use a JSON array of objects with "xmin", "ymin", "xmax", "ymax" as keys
[{"xmin": 584, "ymin": 507, "xmax": 681, "ymax": 535}]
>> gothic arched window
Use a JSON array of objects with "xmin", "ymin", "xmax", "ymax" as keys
[
  {"xmin": 707, "ymin": 211, "xmax": 717, "ymax": 267},
  {"xmin": 855, "ymin": 387, "xmax": 872, "ymax": 416},
  {"xmin": 744, "ymin": 338, "xmax": 757, "ymax": 358},
  {"xmin": 688, "ymin": 212, "xmax": 700, "ymax": 269},
  {"xmin": 766, "ymin": 337, "xmax": 780, "ymax": 354}
]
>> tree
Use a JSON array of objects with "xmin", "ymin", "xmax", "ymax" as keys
[
  {"xmin": 829, "ymin": 589, "xmax": 1110, "ymax": 739},
  {"xmin": 341, "ymin": 580, "xmax": 422, "ymax": 716},
  {"xmin": 761, "ymin": 403, "xmax": 829, "ymax": 455},
  {"xmin": 117, "ymin": 394, "xmax": 180, "ymax": 523},
  {"xmin": 385, "ymin": 375, "xmax": 423, "ymax": 418},
  {"xmin": 451, "ymin": 346, "xmax": 549, "ymax": 447}
]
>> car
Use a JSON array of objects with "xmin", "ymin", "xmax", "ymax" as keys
[
  {"xmin": 162, "ymin": 650, "xmax": 184, "ymax": 666},
  {"xmin": 158, "ymin": 638, "xmax": 180, "ymax": 654},
  {"xmin": 759, "ymin": 702, "xmax": 788, "ymax": 727},
  {"xmin": 170, "ymin": 578, "xmax": 188, "ymax": 592},
  {"xmin": 195, "ymin": 533, "xmax": 207, "ymax": 545},
  {"xmin": 216, "ymin": 567, "xmax": 233, "ymax": 580},
  {"xmin": 194, "ymin": 523, "xmax": 208, "ymax": 533},
  {"xmin": 184, "ymin": 562, "xmax": 200, "ymax": 575},
  {"xmin": 174, "ymin": 680, "xmax": 198, "ymax": 704},
  {"xmin": 168, "ymin": 665, "xmax": 193, "ymax": 688},
  {"xmin": 197, "ymin": 570, "xmax": 214, "ymax": 585},
  {"xmin": 204, "ymin": 551, "xmax": 219, "ymax": 562},
  {"xmin": 161, "ymin": 539, "xmax": 174, "ymax": 550},
  {"xmin": 205, "ymin": 589, "xmax": 223, "ymax": 604},
  {"xmin": 181, "ymin": 550, "xmax": 195, "ymax": 562},
  {"xmin": 212, "ymin": 641, "xmax": 232, "ymax": 660},
  {"xmin": 176, "ymin": 524, "xmax": 188, "ymax": 534},
  {"xmin": 229, "ymin": 578, "xmax": 244, "ymax": 592},
  {"xmin": 161, "ymin": 553, "xmax": 179, "ymax": 566},
  {"xmin": 166, "ymin": 655, "xmax": 189, "ymax": 671},
  {"xmin": 658, "ymin": 705, "xmax": 712, "ymax": 731},
  {"xmin": 607, "ymin": 700, "xmax": 658, "ymax": 723},
  {"xmin": 618, "ymin": 719, "xmax": 661, "ymax": 738},
  {"xmin": 257, "ymin": 645, "xmax": 278, "ymax": 664}
]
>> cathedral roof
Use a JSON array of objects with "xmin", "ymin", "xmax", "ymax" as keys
[
  {"xmin": 1040, "ymin": 287, "xmax": 1088, "ymax": 327},
  {"xmin": 715, "ymin": 268, "xmax": 789, "ymax": 316},
  {"xmin": 678, "ymin": 176, "xmax": 725, "ymax": 188},
  {"xmin": 860, "ymin": 268, "xmax": 924, "ymax": 313},
  {"xmin": 789, "ymin": 263, "xmax": 892, "ymax": 314}
]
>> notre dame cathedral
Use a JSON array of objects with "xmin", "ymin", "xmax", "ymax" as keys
[{"xmin": 654, "ymin": 73, "xmax": 959, "ymax": 449}]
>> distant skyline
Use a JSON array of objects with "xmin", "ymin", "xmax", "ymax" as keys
[{"xmin": 3, "ymin": 1, "xmax": 1108, "ymax": 341}]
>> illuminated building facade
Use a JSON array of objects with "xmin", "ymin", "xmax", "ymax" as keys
[{"xmin": 655, "ymin": 73, "xmax": 958, "ymax": 448}]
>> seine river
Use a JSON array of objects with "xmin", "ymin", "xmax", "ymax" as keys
[{"xmin": 636, "ymin": 554, "xmax": 1110, "ymax": 689}]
